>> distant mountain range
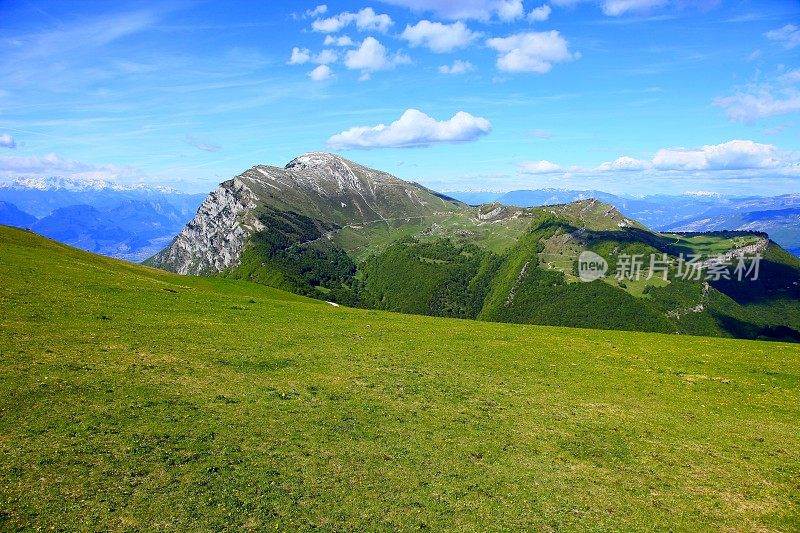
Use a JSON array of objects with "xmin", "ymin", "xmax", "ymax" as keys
[
  {"xmin": 143, "ymin": 153, "xmax": 799, "ymax": 342},
  {"xmin": 0, "ymin": 178, "xmax": 205, "ymax": 262},
  {"xmin": 446, "ymin": 189, "xmax": 800, "ymax": 256}
]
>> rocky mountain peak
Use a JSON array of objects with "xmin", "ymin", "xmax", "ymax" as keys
[{"xmin": 284, "ymin": 152, "xmax": 349, "ymax": 171}]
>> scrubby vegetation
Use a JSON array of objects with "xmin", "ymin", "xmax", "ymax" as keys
[{"xmin": 226, "ymin": 209, "xmax": 356, "ymax": 298}]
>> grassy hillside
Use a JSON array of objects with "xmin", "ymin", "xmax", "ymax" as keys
[
  {"xmin": 1, "ymin": 225, "xmax": 799, "ymax": 531},
  {"xmin": 344, "ymin": 213, "xmax": 800, "ymax": 341}
]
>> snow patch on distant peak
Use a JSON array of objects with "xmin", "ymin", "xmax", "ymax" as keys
[
  {"xmin": 284, "ymin": 152, "xmax": 366, "ymax": 193},
  {"xmin": 0, "ymin": 176, "xmax": 178, "ymax": 193},
  {"xmin": 684, "ymin": 190, "xmax": 722, "ymax": 198}
]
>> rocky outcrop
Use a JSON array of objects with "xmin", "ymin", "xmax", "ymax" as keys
[
  {"xmin": 148, "ymin": 152, "xmax": 465, "ymax": 275},
  {"xmin": 148, "ymin": 178, "xmax": 263, "ymax": 275}
]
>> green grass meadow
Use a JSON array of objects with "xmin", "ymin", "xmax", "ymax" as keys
[{"xmin": 1, "ymin": 226, "xmax": 799, "ymax": 530}]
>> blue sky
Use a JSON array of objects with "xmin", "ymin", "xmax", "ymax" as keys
[{"xmin": 0, "ymin": 0, "xmax": 798, "ymax": 195}]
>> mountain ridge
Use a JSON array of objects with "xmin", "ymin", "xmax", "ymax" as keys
[{"xmin": 148, "ymin": 153, "xmax": 800, "ymax": 342}]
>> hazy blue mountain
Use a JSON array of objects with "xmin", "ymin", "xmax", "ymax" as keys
[
  {"xmin": 667, "ymin": 207, "xmax": 800, "ymax": 255},
  {"xmin": 0, "ymin": 178, "xmax": 206, "ymax": 262},
  {"xmin": 442, "ymin": 191, "xmax": 501, "ymax": 205},
  {"xmin": 0, "ymin": 201, "xmax": 37, "ymax": 227},
  {"xmin": 0, "ymin": 177, "xmax": 206, "ymax": 218}
]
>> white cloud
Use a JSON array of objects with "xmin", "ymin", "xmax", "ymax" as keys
[
  {"xmin": 714, "ymin": 91, "xmax": 800, "ymax": 124},
  {"xmin": 486, "ymin": 31, "xmax": 578, "ymax": 73},
  {"xmin": 306, "ymin": 4, "xmax": 328, "ymax": 17},
  {"xmin": 0, "ymin": 133, "xmax": 16, "ymax": 149},
  {"xmin": 288, "ymin": 47, "xmax": 312, "ymax": 65},
  {"xmin": 496, "ymin": 0, "xmax": 525, "ymax": 20},
  {"xmin": 519, "ymin": 160, "xmax": 562, "ymax": 173},
  {"xmin": 400, "ymin": 21, "xmax": 479, "ymax": 53},
  {"xmin": 324, "ymin": 35, "xmax": 355, "ymax": 46},
  {"xmin": 379, "ymin": 0, "xmax": 524, "ymax": 21},
  {"xmin": 326, "ymin": 108, "xmax": 491, "ymax": 149},
  {"xmin": 597, "ymin": 156, "xmax": 650, "ymax": 171},
  {"xmin": 602, "ymin": 0, "xmax": 668, "ymax": 16},
  {"xmin": 557, "ymin": 140, "xmax": 797, "ymax": 176},
  {"xmin": 312, "ymin": 7, "xmax": 393, "ymax": 33},
  {"xmin": 288, "ymin": 48, "xmax": 338, "ymax": 69},
  {"xmin": 312, "ymin": 16, "xmax": 348, "ymax": 33},
  {"xmin": 529, "ymin": 129, "xmax": 552, "ymax": 139},
  {"xmin": 653, "ymin": 140, "xmax": 783, "ymax": 171},
  {"xmin": 0, "ymin": 153, "xmax": 141, "ymax": 181},
  {"xmin": 308, "ymin": 64, "xmax": 334, "ymax": 81},
  {"xmin": 527, "ymin": 4, "xmax": 552, "ymax": 21},
  {"xmin": 315, "ymin": 49, "xmax": 338, "ymax": 64},
  {"xmin": 439, "ymin": 60, "xmax": 474, "ymax": 75},
  {"xmin": 766, "ymin": 24, "xmax": 800, "ymax": 49},
  {"xmin": 714, "ymin": 71, "xmax": 800, "ymax": 124},
  {"xmin": 344, "ymin": 37, "xmax": 410, "ymax": 73}
]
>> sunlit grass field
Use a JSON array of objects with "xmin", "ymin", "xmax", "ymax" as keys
[{"xmin": 1, "ymin": 225, "xmax": 798, "ymax": 531}]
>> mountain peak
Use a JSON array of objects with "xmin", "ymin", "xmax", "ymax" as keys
[{"xmin": 284, "ymin": 152, "xmax": 349, "ymax": 171}]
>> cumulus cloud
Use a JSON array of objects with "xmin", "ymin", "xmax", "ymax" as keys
[
  {"xmin": 312, "ymin": 7, "xmax": 393, "ymax": 33},
  {"xmin": 324, "ymin": 35, "xmax": 355, "ymax": 47},
  {"xmin": 439, "ymin": 60, "xmax": 474, "ymax": 75},
  {"xmin": 185, "ymin": 134, "xmax": 221, "ymax": 152},
  {"xmin": 519, "ymin": 160, "xmax": 561, "ymax": 173},
  {"xmin": 496, "ymin": 0, "xmax": 525, "ymax": 20},
  {"xmin": 326, "ymin": 109, "xmax": 491, "ymax": 149},
  {"xmin": 308, "ymin": 64, "xmax": 334, "ymax": 81},
  {"xmin": 288, "ymin": 47, "xmax": 338, "ymax": 71},
  {"xmin": 527, "ymin": 4, "xmax": 552, "ymax": 21},
  {"xmin": 652, "ymin": 140, "xmax": 783, "ymax": 170},
  {"xmin": 306, "ymin": 4, "xmax": 328, "ymax": 17},
  {"xmin": 380, "ymin": 0, "xmax": 524, "ymax": 21},
  {"xmin": 400, "ymin": 21, "xmax": 479, "ymax": 53},
  {"xmin": 541, "ymin": 140, "xmax": 798, "ymax": 176},
  {"xmin": 344, "ymin": 37, "xmax": 410, "ymax": 73},
  {"xmin": 315, "ymin": 49, "xmax": 338, "ymax": 64},
  {"xmin": 486, "ymin": 31, "xmax": 578, "ymax": 73},
  {"xmin": 0, "ymin": 133, "xmax": 16, "ymax": 149},
  {"xmin": 288, "ymin": 47, "xmax": 312, "ymax": 65},
  {"xmin": 766, "ymin": 24, "xmax": 800, "ymax": 49}
]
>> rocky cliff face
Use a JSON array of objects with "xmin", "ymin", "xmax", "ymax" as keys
[
  {"xmin": 148, "ymin": 152, "xmax": 465, "ymax": 275},
  {"xmin": 148, "ymin": 178, "xmax": 263, "ymax": 275}
]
